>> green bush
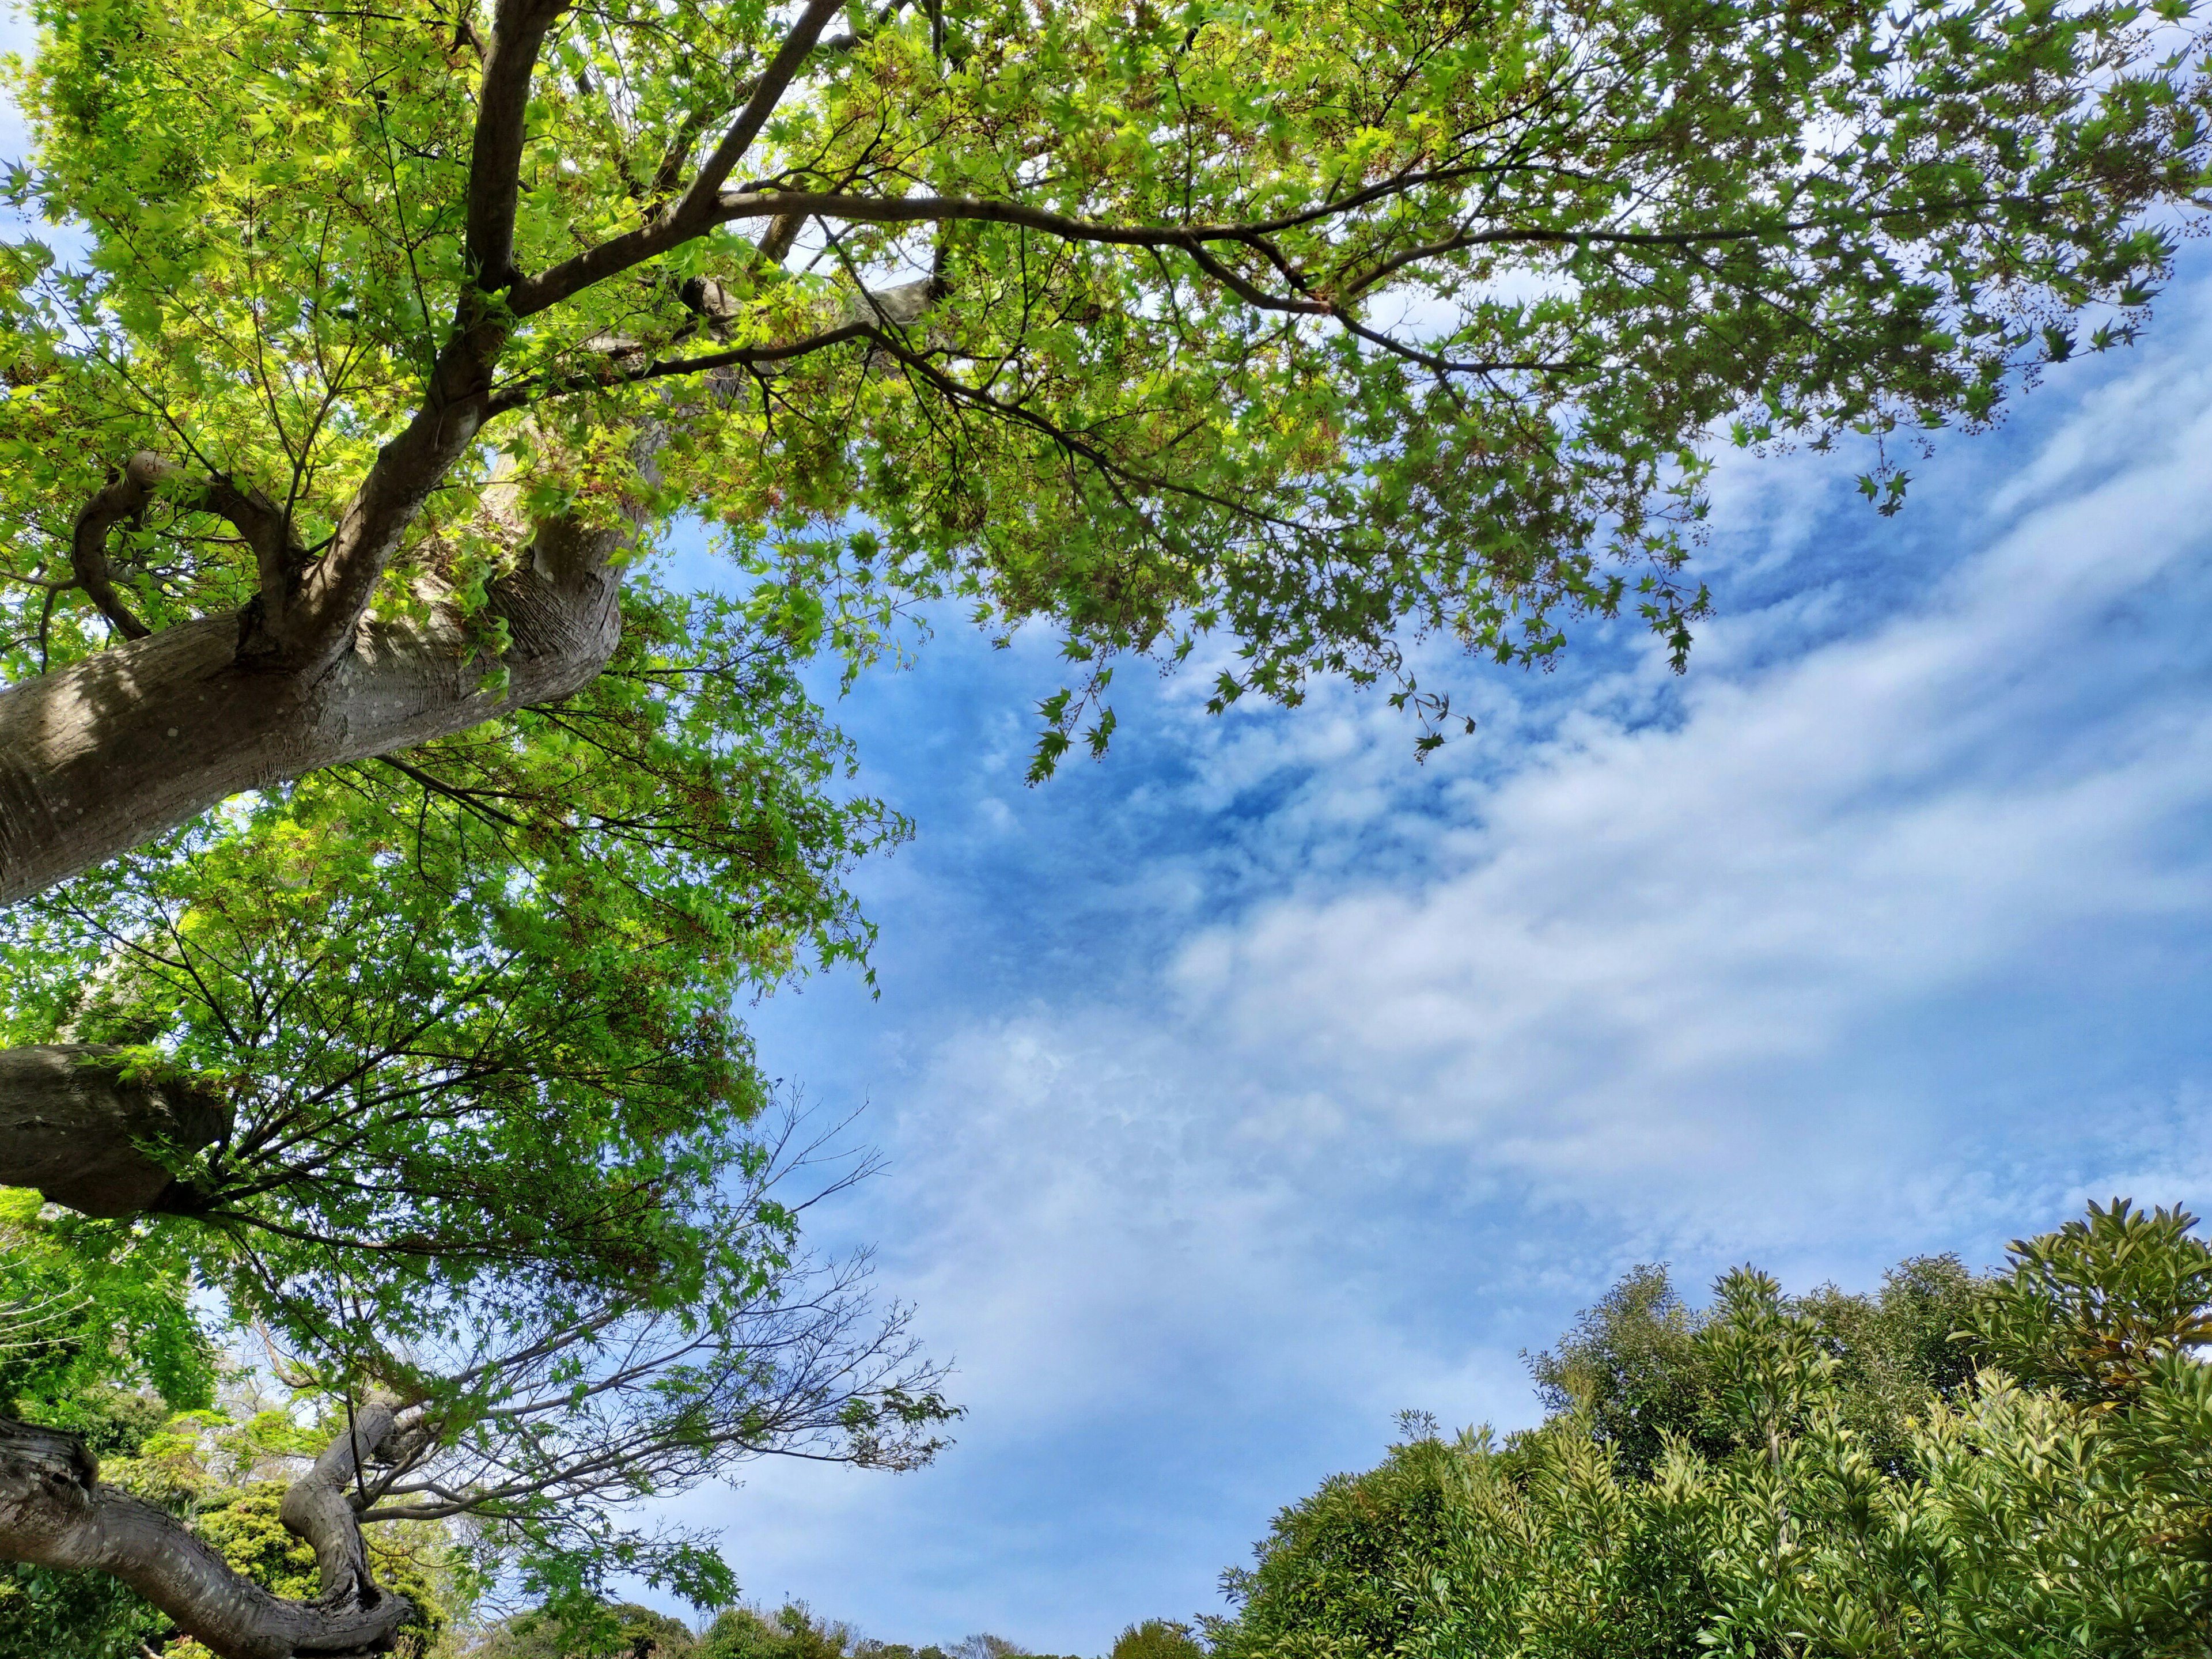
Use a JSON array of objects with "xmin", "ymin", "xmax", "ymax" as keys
[
  {"xmin": 475, "ymin": 1600, "xmax": 696, "ymax": 1658},
  {"xmin": 1109, "ymin": 1621, "xmax": 1205, "ymax": 1659},
  {"xmin": 1211, "ymin": 1201, "xmax": 2212, "ymax": 1659}
]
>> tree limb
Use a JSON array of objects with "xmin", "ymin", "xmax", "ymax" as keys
[
  {"xmin": 0, "ymin": 1044, "xmax": 230, "ymax": 1218},
  {"xmin": 279, "ymin": 1401, "xmax": 399, "ymax": 1612},
  {"xmin": 509, "ymin": 0, "xmax": 850, "ymax": 316},
  {"xmin": 0, "ymin": 527, "xmax": 622, "ymax": 906},
  {"xmin": 467, "ymin": 0, "xmax": 575, "ymax": 288},
  {"xmin": 668, "ymin": 0, "xmax": 850, "ymax": 226},
  {"xmin": 0, "ymin": 1415, "xmax": 413, "ymax": 1659},
  {"xmin": 69, "ymin": 452, "xmax": 176, "ymax": 641}
]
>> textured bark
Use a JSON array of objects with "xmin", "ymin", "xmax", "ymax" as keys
[
  {"xmin": 280, "ymin": 1403, "xmax": 400, "ymax": 1611},
  {"xmin": 0, "ymin": 1414, "xmax": 413, "ymax": 1659},
  {"xmin": 0, "ymin": 1044, "xmax": 229, "ymax": 1218},
  {"xmin": 69, "ymin": 452, "xmax": 176, "ymax": 641},
  {"xmin": 0, "ymin": 528, "xmax": 622, "ymax": 908}
]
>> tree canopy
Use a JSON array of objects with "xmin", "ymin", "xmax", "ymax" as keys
[
  {"xmin": 1209, "ymin": 1199, "xmax": 2212, "ymax": 1659},
  {"xmin": 2, "ymin": 0, "xmax": 2211, "ymax": 1651}
]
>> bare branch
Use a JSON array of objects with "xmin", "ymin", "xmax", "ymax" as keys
[{"xmin": 279, "ymin": 1402, "xmax": 402, "ymax": 1610}]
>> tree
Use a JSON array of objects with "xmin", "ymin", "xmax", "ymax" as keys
[
  {"xmin": 0, "ymin": 0, "xmax": 2206, "ymax": 903},
  {"xmin": 1206, "ymin": 1202, "xmax": 2212, "ymax": 1659},
  {"xmin": 700, "ymin": 1602, "xmax": 859, "ymax": 1659},
  {"xmin": 1106, "ymin": 1621, "xmax": 1204, "ymax": 1659},
  {"xmin": 0, "ymin": 704, "xmax": 955, "ymax": 1657},
  {"xmin": 1525, "ymin": 1252, "xmax": 1983, "ymax": 1478},
  {"xmin": 475, "ymin": 1600, "xmax": 698, "ymax": 1658},
  {"xmin": 3, "ymin": 0, "xmax": 2210, "ymax": 1648}
]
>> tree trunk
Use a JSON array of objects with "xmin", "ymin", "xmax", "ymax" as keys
[
  {"xmin": 0, "ymin": 1045, "xmax": 229, "ymax": 1218},
  {"xmin": 0, "ymin": 528, "xmax": 623, "ymax": 908},
  {"xmin": 0, "ymin": 1414, "xmax": 414, "ymax": 1659}
]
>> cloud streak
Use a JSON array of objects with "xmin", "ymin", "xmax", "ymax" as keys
[{"xmin": 690, "ymin": 279, "xmax": 2212, "ymax": 1650}]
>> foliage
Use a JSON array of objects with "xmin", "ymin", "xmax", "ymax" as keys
[
  {"xmin": 465, "ymin": 1601, "xmax": 1080, "ymax": 1659},
  {"xmin": 6, "ymin": 0, "xmax": 2212, "ymax": 1639},
  {"xmin": 1210, "ymin": 1201, "xmax": 2212, "ymax": 1659},
  {"xmin": 1524, "ymin": 1262, "xmax": 1715, "ymax": 1479},
  {"xmin": 0, "ymin": 1187, "xmax": 213, "ymax": 1423},
  {"xmin": 0, "ymin": 577, "xmax": 899, "ymax": 1336},
  {"xmin": 1108, "ymin": 1621, "xmax": 1205, "ymax": 1659},
  {"xmin": 0, "ymin": 0, "xmax": 2207, "ymax": 766},
  {"xmin": 1967, "ymin": 1197, "xmax": 2212, "ymax": 1404}
]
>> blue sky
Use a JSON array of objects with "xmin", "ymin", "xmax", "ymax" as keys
[
  {"xmin": 663, "ymin": 262, "xmax": 2212, "ymax": 1651},
  {"xmin": 7, "ymin": 14, "xmax": 2212, "ymax": 1649}
]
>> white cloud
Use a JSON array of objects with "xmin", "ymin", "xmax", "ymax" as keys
[
  {"xmin": 704, "ymin": 281, "xmax": 2212, "ymax": 1652},
  {"xmin": 1164, "ymin": 319, "xmax": 2212, "ymax": 1194}
]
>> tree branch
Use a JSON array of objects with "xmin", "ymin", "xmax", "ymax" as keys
[
  {"xmin": 0, "ymin": 1045, "xmax": 230, "ymax": 1218},
  {"xmin": 520, "ymin": 179, "xmax": 2033, "ymax": 327},
  {"xmin": 69, "ymin": 452, "xmax": 176, "ymax": 641},
  {"xmin": 0, "ymin": 527, "xmax": 622, "ymax": 906},
  {"xmin": 468, "ymin": 0, "xmax": 574, "ymax": 288},
  {"xmin": 194, "ymin": 475, "xmax": 307, "ymax": 658},
  {"xmin": 486, "ymin": 320, "xmax": 876, "ymax": 412},
  {"xmin": 279, "ymin": 1401, "xmax": 399, "ymax": 1611},
  {"xmin": 508, "ymin": 0, "xmax": 849, "ymax": 316},
  {"xmin": 0, "ymin": 1415, "xmax": 413, "ymax": 1659},
  {"xmin": 669, "ymin": 0, "xmax": 849, "ymax": 225}
]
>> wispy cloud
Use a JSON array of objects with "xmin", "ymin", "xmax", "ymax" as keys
[{"xmin": 713, "ymin": 272, "xmax": 2212, "ymax": 1653}]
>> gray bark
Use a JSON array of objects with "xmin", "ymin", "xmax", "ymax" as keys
[
  {"xmin": 0, "ymin": 1044, "xmax": 229, "ymax": 1218},
  {"xmin": 0, "ymin": 1413, "xmax": 414, "ymax": 1659},
  {"xmin": 0, "ymin": 520, "xmax": 622, "ymax": 908}
]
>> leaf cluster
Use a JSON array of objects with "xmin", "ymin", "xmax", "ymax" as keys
[{"xmin": 1, "ymin": 0, "xmax": 2205, "ymax": 766}]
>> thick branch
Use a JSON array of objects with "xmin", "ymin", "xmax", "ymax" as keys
[
  {"xmin": 487, "ymin": 320, "xmax": 876, "ymax": 412},
  {"xmin": 0, "ymin": 529, "xmax": 622, "ymax": 908},
  {"xmin": 289, "ymin": 0, "xmax": 580, "ymax": 672},
  {"xmin": 281, "ymin": 1402, "xmax": 396, "ymax": 1609},
  {"xmin": 517, "ymin": 177, "xmax": 2024, "ymax": 325},
  {"xmin": 75, "ymin": 454, "xmax": 315, "ymax": 657},
  {"xmin": 468, "ymin": 0, "xmax": 574, "ymax": 287},
  {"xmin": 70, "ymin": 452, "xmax": 177, "ymax": 641},
  {"xmin": 0, "ymin": 1416, "xmax": 411, "ymax": 1659},
  {"xmin": 278, "ymin": 362, "xmax": 502, "ymax": 676},
  {"xmin": 0, "ymin": 1045, "xmax": 230, "ymax": 1219},
  {"xmin": 195, "ymin": 475, "xmax": 306, "ymax": 658}
]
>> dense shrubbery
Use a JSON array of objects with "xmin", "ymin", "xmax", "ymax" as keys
[{"xmin": 1206, "ymin": 1201, "xmax": 2212, "ymax": 1659}]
